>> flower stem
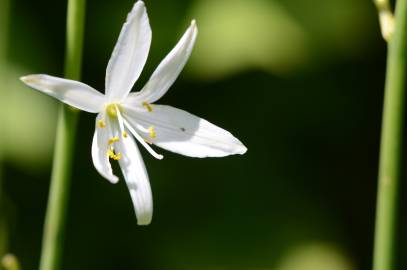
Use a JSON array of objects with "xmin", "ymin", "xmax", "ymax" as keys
[
  {"xmin": 0, "ymin": 0, "xmax": 9, "ymax": 60},
  {"xmin": 373, "ymin": 0, "xmax": 407, "ymax": 269},
  {"xmin": 39, "ymin": 0, "xmax": 86, "ymax": 270},
  {"xmin": 0, "ymin": 0, "xmax": 10, "ymax": 257}
]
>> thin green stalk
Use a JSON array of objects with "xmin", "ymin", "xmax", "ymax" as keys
[
  {"xmin": 39, "ymin": 0, "xmax": 86, "ymax": 270},
  {"xmin": 373, "ymin": 0, "xmax": 407, "ymax": 269},
  {"xmin": 0, "ymin": 0, "xmax": 9, "ymax": 58},
  {"xmin": 0, "ymin": 0, "xmax": 10, "ymax": 257}
]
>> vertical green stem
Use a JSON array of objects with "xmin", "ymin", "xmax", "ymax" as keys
[
  {"xmin": 39, "ymin": 0, "xmax": 86, "ymax": 270},
  {"xmin": 0, "ymin": 0, "xmax": 9, "ymax": 59},
  {"xmin": 373, "ymin": 0, "xmax": 407, "ymax": 269},
  {"xmin": 0, "ymin": 0, "xmax": 10, "ymax": 257}
]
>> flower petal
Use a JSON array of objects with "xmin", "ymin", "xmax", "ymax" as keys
[
  {"xmin": 116, "ymin": 130, "xmax": 153, "ymax": 225},
  {"xmin": 91, "ymin": 113, "xmax": 119, "ymax": 183},
  {"xmin": 123, "ymin": 104, "xmax": 247, "ymax": 158},
  {"xmin": 126, "ymin": 20, "xmax": 198, "ymax": 104},
  {"xmin": 105, "ymin": 1, "xmax": 151, "ymax": 101},
  {"xmin": 20, "ymin": 74, "xmax": 106, "ymax": 113}
]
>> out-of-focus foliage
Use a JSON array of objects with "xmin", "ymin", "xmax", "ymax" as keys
[
  {"xmin": 0, "ymin": 65, "xmax": 56, "ymax": 170},
  {"xmin": 0, "ymin": 0, "xmax": 56, "ymax": 171},
  {"xmin": 276, "ymin": 243, "xmax": 354, "ymax": 270},
  {"xmin": 188, "ymin": 0, "xmax": 376, "ymax": 78},
  {"xmin": 188, "ymin": 0, "xmax": 308, "ymax": 78}
]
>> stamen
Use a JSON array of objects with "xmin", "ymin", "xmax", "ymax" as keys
[
  {"xmin": 98, "ymin": 119, "xmax": 106, "ymax": 128},
  {"xmin": 107, "ymin": 148, "xmax": 122, "ymax": 160},
  {"xmin": 115, "ymin": 105, "xmax": 130, "ymax": 140},
  {"xmin": 148, "ymin": 126, "xmax": 157, "ymax": 138},
  {"xmin": 108, "ymin": 136, "xmax": 120, "ymax": 145},
  {"xmin": 133, "ymin": 122, "xmax": 149, "ymax": 133},
  {"xmin": 142, "ymin": 102, "xmax": 153, "ymax": 112},
  {"xmin": 122, "ymin": 118, "xmax": 164, "ymax": 160},
  {"xmin": 115, "ymin": 106, "xmax": 126, "ymax": 134}
]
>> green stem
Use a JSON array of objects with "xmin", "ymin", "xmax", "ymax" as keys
[
  {"xmin": 0, "ymin": 0, "xmax": 9, "ymax": 60},
  {"xmin": 39, "ymin": 0, "xmax": 86, "ymax": 270},
  {"xmin": 373, "ymin": 0, "xmax": 407, "ymax": 269},
  {"xmin": 0, "ymin": 0, "xmax": 10, "ymax": 257}
]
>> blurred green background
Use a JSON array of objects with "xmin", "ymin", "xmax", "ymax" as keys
[{"xmin": 1, "ymin": 0, "xmax": 406, "ymax": 269}]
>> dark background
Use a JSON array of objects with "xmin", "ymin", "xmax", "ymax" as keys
[{"xmin": 1, "ymin": 0, "xmax": 406, "ymax": 269}]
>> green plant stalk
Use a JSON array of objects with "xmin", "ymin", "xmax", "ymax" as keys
[
  {"xmin": 0, "ymin": 0, "xmax": 10, "ymax": 257},
  {"xmin": 0, "ymin": 0, "xmax": 9, "ymax": 59},
  {"xmin": 373, "ymin": 0, "xmax": 407, "ymax": 269},
  {"xmin": 39, "ymin": 0, "xmax": 86, "ymax": 269}
]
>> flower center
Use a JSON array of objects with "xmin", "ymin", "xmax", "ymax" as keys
[
  {"xmin": 101, "ymin": 102, "xmax": 163, "ymax": 160},
  {"xmin": 105, "ymin": 103, "xmax": 123, "ymax": 118}
]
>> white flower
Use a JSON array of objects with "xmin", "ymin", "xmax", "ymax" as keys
[{"xmin": 20, "ymin": 1, "xmax": 247, "ymax": 225}]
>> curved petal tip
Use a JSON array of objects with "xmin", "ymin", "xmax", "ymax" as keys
[
  {"xmin": 20, "ymin": 75, "xmax": 38, "ymax": 84},
  {"xmin": 191, "ymin": 20, "xmax": 198, "ymax": 32},
  {"xmin": 101, "ymin": 172, "xmax": 120, "ymax": 184},
  {"xmin": 238, "ymin": 144, "xmax": 248, "ymax": 155},
  {"xmin": 133, "ymin": 0, "xmax": 145, "ymax": 8},
  {"xmin": 136, "ymin": 212, "xmax": 152, "ymax": 225}
]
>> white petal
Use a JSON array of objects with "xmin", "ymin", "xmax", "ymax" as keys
[
  {"xmin": 116, "ymin": 129, "xmax": 153, "ymax": 225},
  {"xmin": 91, "ymin": 114, "xmax": 119, "ymax": 183},
  {"xmin": 126, "ymin": 20, "xmax": 198, "ymax": 104},
  {"xmin": 105, "ymin": 1, "xmax": 151, "ymax": 101},
  {"xmin": 103, "ymin": 111, "xmax": 153, "ymax": 225},
  {"xmin": 123, "ymin": 104, "xmax": 247, "ymax": 158},
  {"xmin": 20, "ymin": 74, "xmax": 105, "ymax": 113}
]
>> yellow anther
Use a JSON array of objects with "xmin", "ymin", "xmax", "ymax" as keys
[
  {"xmin": 148, "ymin": 126, "xmax": 156, "ymax": 138},
  {"xmin": 105, "ymin": 103, "xmax": 124, "ymax": 118},
  {"xmin": 106, "ymin": 104, "xmax": 118, "ymax": 118},
  {"xmin": 142, "ymin": 102, "xmax": 153, "ymax": 112},
  {"xmin": 98, "ymin": 119, "xmax": 106, "ymax": 128},
  {"xmin": 108, "ymin": 136, "xmax": 120, "ymax": 145},
  {"xmin": 122, "ymin": 131, "xmax": 128, "ymax": 138},
  {"xmin": 107, "ymin": 149, "xmax": 122, "ymax": 160}
]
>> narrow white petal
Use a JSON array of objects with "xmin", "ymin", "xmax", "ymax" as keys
[
  {"xmin": 126, "ymin": 20, "xmax": 198, "ymax": 104},
  {"xmin": 91, "ymin": 114, "xmax": 119, "ymax": 183},
  {"xmin": 116, "ymin": 124, "xmax": 153, "ymax": 225},
  {"xmin": 123, "ymin": 104, "xmax": 247, "ymax": 158},
  {"xmin": 105, "ymin": 1, "xmax": 151, "ymax": 101},
  {"xmin": 20, "ymin": 74, "xmax": 105, "ymax": 113}
]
